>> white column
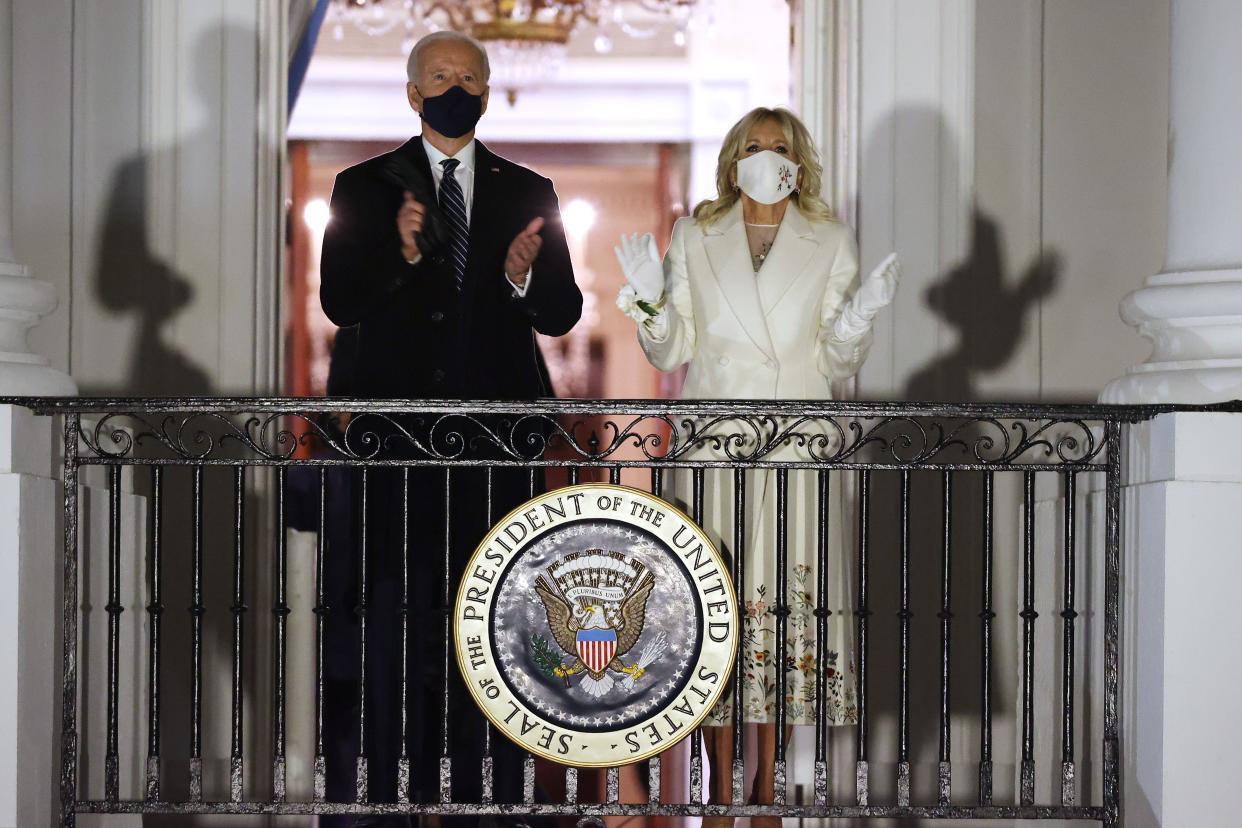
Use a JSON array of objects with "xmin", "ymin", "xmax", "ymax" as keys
[
  {"xmin": 0, "ymin": 0, "xmax": 73, "ymax": 396},
  {"xmin": 0, "ymin": 405, "xmax": 60, "ymax": 828},
  {"xmin": 1102, "ymin": 0, "xmax": 1242, "ymax": 403},
  {"xmin": 1122, "ymin": 413, "xmax": 1242, "ymax": 827},
  {"xmin": 1, "ymin": 3, "xmax": 75, "ymax": 825}
]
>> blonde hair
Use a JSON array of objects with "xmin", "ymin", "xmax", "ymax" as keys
[{"xmin": 692, "ymin": 107, "xmax": 835, "ymax": 226}]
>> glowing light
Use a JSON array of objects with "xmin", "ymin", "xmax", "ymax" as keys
[
  {"xmin": 562, "ymin": 199, "xmax": 597, "ymax": 236},
  {"xmin": 303, "ymin": 198, "xmax": 330, "ymax": 234}
]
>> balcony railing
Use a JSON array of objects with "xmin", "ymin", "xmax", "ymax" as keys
[{"xmin": 11, "ymin": 395, "xmax": 1197, "ymax": 827}]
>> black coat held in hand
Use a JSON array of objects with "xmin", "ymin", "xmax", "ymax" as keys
[
  {"xmin": 314, "ymin": 137, "xmax": 580, "ymax": 819},
  {"xmin": 320, "ymin": 136, "xmax": 582, "ymax": 400}
]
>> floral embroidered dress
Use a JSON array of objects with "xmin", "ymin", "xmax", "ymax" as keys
[
  {"xmin": 680, "ymin": 457, "xmax": 859, "ymax": 728},
  {"xmin": 629, "ymin": 206, "xmax": 867, "ymax": 728}
]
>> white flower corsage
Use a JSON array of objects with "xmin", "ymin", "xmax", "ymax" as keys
[{"xmin": 616, "ymin": 285, "xmax": 666, "ymax": 323}]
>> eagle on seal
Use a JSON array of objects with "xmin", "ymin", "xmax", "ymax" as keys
[{"xmin": 533, "ymin": 570, "xmax": 656, "ymax": 698}]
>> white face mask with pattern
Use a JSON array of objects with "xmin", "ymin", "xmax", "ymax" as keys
[{"xmin": 735, "ymin": 150, "xmax": 800, "ymax": 205}]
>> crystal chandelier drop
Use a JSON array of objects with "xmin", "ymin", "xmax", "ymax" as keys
[{"xmin": 328, "ymin": 0, "xmax": 701, "ymax": 101}]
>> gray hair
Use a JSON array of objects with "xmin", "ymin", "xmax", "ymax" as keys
[{"xmin": 406, "ymin": 31, "xmax": 491, "ymax": 84}]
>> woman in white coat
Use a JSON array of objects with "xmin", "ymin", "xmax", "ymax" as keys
[{"xmin": 616, "ymin": 107, "xmax": 898, "ymax": 820}]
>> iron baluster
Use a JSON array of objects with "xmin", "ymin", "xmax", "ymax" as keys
[
  {"xmin": 649, "ymin": 464, "xmax": 664, "ymax": 810},
  {"xmin": 61, "ymin": 413, "xmax": 81, "ymax": 827},
  {"xmin": 979, "ymin": 470, "xmax": 995, "ymax": 805},
  {"xmin": 732, "ymin": 466, "xmax": 747, "ymax": 806},
  {"xmin": 1061, "ymin": 470, "xmax": 1079, "ymax": 805},
  {"xmin": 357, "ymin": 468, "xmax": 370, "ymax": 803},
  {"xmin": 1103, "ymin": 421, "xmax": 1122, "ymax": 828},
  {"xmin": 230, "ymin": 465, "xmax": 246, "ymax": 803},
  {"xmin": 313, "ymin": 468, "xmax": 328, "ymax": 802},
  {"xmin": 855, "ymin": 469, "xmax": 871, "ymax": 806},
  {"xmin": 1021, "ymin": 470, "xmax": 1037, "ymax": 805},
  {"xmin": 773, "ymin": 467, "xmax": 789, "ymax": 805},
  {"xmin": 104, "ymin": 465, "xmax": 122, "ymax": 802},
  {"xmin": 189, "ymin": 465, "xmax": 204, "ymax": 802},
  {"xmin": 938, "ymin": 469, "xmax": 954, "ymax": 805},
  {"xmin": 524, "ymin": 465, "xmax": 538, "ymax": 805},
  {"xmin": 481, "ymin": 467, "xmax": 494, "ymax": 805},
  {"xmin": 689, "ymin": 466, "xmax": 705, "ymax": 806},
  {"xmin": 606, "ymin": 768, "xmax": 620, "ymax": 804},
  {"xmin": 813, "ymin": 469, "xmax": 830, "ymax": 806},
  {"xmin": 399, "ymin": 467, "xmax": 412, "ymax": 803},
  {"xmin": 440, "ymin": 467, "xmax": 453, "ymax": 803},
  {"xmin": 273, "ymin": 466, "xmax": 290, "ymax": 802},
  {"xmin": 145, "ymin": 465, "xmax": 163, "ymax": 802},
  {"xmin": 896, "ymin": 469, "xmax": 912, "ymax": 806}
]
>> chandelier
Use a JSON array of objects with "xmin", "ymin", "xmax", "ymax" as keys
[{"xmin": 328, "ymin": 0, "xmax": 702, "ymax": 102}]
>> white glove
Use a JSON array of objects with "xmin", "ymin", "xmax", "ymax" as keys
[
  {"xmin": 833, "ymin": 253, "xmax": 901, "ymax": 340},
  {"xmin": 614, "ymin": 232, "xmax": 664, "ymax": 302}
]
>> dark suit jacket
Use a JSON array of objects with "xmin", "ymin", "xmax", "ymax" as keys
[
  {"xmin": 320, "ymin": 137, "xmax": 582, "ymax": 400},
  {"xmin": 318, "ymin": 142, "xmax": 577, "ymax": 810}
]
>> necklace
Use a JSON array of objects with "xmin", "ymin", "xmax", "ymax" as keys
[
  {"xmin": 752, "ymin": 240, "xmax": 774, "ymax": 269},
  {"xmin": 745, "ymin": 222, "xmax": 778, "ymax": 272}
]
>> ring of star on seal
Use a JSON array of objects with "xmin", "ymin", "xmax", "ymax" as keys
[{"xmin": 454, "ymin": 483, "xmax": 739, "ymax": 767}]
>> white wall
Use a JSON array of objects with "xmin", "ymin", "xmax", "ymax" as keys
[
  {"xmin": 12, "ymin": 0, "xmax": 284, "ymax": 396},
  {"xmin": 789, "ymin": 0, "xmax": 1171, "ymax": 815},
  {"xmin": 855, "ymin": 0, "xmax": 1168, "ymax": 404},
  {"xmin": 8, "ymin": 3, "xmax": 287, "ymax": 822}
]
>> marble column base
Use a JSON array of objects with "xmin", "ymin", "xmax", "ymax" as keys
[
  {"xmin": 0, "ymin": 262, "xmax": 74, "ymax": 397},
  {"xmin": 1102, "ymin": 268, "xmax": 1242, "ymax": 403}
]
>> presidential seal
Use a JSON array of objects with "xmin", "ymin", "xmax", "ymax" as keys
[{"xmin": 454, "ymin": 484, "xmax": 738, "ymax": 767}]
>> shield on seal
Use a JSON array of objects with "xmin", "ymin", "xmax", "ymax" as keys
[{"xmin": 576, "ymin": 628, "xmax": 618, "ymax": 674}]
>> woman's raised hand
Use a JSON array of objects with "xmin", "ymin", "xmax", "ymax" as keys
[
  {"xmin": 855, "ymin": 252, "xmax": 901, "ymax": 319},
  {"xmin": 830, "ymin": 253, "xmax": 901, "ymax": 342},
  {"xmin": 614, "ymin": 232, "xmax": 665, "ymax": 302}
]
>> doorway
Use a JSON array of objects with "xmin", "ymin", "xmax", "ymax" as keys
[{"xmin": 283, "ymin": 0, "xmax": 793, "ymax": 404}]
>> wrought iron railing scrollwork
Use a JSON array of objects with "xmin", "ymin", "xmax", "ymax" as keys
[
  {"xmin": 71, "ymin": 401, "xmax": 1109, "ymax": 469},
  {"xmin": 2, "ymin": 396, "xmax": 1154, "ymax": 827}
]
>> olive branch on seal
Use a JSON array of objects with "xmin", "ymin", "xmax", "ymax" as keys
[{"xmin": 531, "ymin": 633, "xmax": 568, "ymax": 682}]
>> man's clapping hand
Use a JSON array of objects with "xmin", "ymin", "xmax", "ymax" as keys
[
  {"xmin": 397, "ymin": 191, "xmax": 427, "ymax": 262},
  {"xmin": 504, "ymin": 217, "xmax": 544, "ymax": 285}
]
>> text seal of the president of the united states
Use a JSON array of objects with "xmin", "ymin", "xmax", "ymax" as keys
[{"xmin": 454, "ymin": 483, "xmax": 738, "ymax": 767}]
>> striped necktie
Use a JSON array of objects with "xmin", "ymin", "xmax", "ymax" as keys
[{"xmin": 437, "ymin": 157, "xmax": 469, "ymax": 290}]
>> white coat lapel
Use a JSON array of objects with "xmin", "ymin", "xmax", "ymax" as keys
[
  {"xmin": 702, "ymin": 203, "xmax": 776, "ymax": 359},
  {"xmin": 757, "ymin": 206, "xmax": 820, "ymax": 312}
]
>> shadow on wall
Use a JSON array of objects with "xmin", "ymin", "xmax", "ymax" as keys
[
  {"xmin": 89, "ymin": 27, "xmax": 231, "ymax": 397},
  {"xmin": 72, "ymin": 21, "xmax": 284, "ymax": 827},
  {"xmin": 904, "ymin": 210, "xmax": 1059, "ymax": 403},
  {"xmin": 838, "ymin": 106, "xmax": 1066, "ymax": 820},
  {"xmin": 857, "ymin": 104, "xmax": 1061, "ymax": 405}
]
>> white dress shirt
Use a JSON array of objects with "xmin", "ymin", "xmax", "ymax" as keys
[
  {"xmin": 423, "ymin": 136, "xmax": 477, "ymax": 219},
  {"xmin": 421, "ymin": 137, "xmax": 530, "ymax": 295}
]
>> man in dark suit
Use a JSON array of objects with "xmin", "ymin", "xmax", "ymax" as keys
[{"xmin": 319, "ymin": 30, "xmax": 582, "ymax": 828}]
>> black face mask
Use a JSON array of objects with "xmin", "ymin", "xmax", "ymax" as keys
[{"xmin": 419, "ymin": 85, "xmax": 484, "ymax": 138}]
